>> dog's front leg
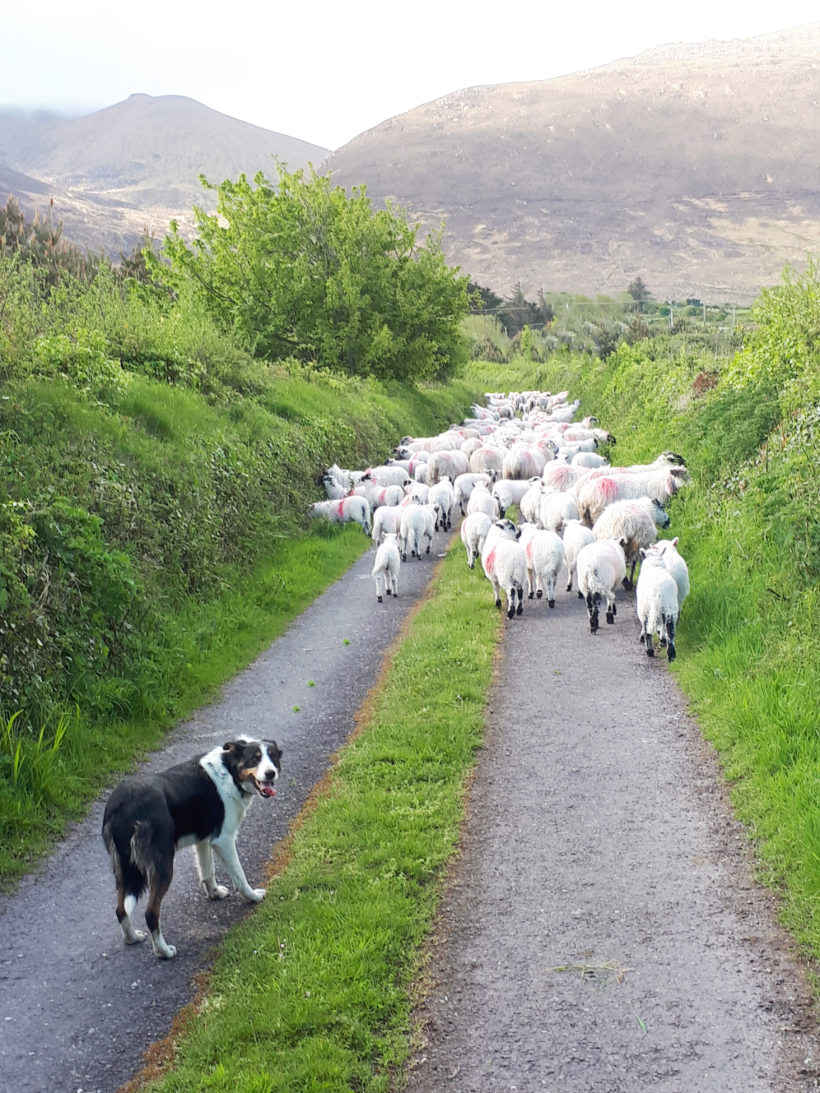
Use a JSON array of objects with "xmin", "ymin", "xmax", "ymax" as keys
[
  {"xmin": 212, "ymin": 836, "xmax": 265, "ymax": 901},
  {"xmin": 195, "ymin": 840, "xmax": 230, "ymax": 899}
]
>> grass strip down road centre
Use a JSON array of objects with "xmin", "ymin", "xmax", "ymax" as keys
[{"xmin": 135, "ymin": 531, "xmax": 502, "ymax": 1093}]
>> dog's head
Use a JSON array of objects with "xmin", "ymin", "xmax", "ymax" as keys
[{"xmin": 222, "ymin": 737, "xmax": 282, "ymax": 799}]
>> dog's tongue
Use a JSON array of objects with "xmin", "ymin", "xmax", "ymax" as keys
[{"xmin": 259, "ymin": 784, "xmax": 276, "ymax": 799}]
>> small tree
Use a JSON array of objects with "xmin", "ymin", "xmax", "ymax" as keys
[
  {"xmin": 627, "ymin": 277, "xmax": 652, "ymax": 313},
  {"xmin": 152, "ymin": 165, "xmax": 471, "ymax": 383}
]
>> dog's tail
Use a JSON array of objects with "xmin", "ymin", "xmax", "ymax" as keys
[{"xmin": 102, "ymin": 817, "xmax": 150, "ymax": 902}]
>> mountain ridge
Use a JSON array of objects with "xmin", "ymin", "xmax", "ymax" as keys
[{"xmin": 3, "ymin": 26, "xmax": 820, "ymax": 300}]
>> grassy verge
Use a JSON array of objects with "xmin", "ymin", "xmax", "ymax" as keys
[
  {"xmin": 136, "ymin": 532, "xmax": 502, "ymax": 1092},
  {"xmin": 0, "ymin": 523, "xmax": 373, "ymax": 887}
]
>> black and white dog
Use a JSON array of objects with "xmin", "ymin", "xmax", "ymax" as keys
[{"xmin": 102, "ymin": 736, "xmax": 282, "ymax": 959}]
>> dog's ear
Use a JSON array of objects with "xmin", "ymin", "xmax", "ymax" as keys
[{"xmin": 222, "ymin": 740, "xmax": 239, "ymax": 753}]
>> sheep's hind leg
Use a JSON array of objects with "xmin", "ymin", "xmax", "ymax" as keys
[{"xmin": 665, "ymin": 615, "xmax": 676, "ymax": 661}]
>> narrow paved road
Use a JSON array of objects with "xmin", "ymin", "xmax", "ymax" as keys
[
  {"xmin": 0, "ymin": 530, "xmax": 449, "ymax": 1093},
  {"xmin": 404, "ymin": 580, "xmax": 819, "ymax": 1092},
  {"xmin": 1, "ymin": 528, "xmax": 817, "ymax": 1092}
]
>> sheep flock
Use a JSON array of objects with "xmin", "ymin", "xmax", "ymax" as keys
[{"xmin": 312, "ymin": 389, "xmax": 690, "ymax": 662}]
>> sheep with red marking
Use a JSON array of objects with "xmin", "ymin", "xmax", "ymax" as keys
[
  {"xmin": 575, "ymin": 465, "xmax": 688, "ymax": 526},
  {"xmin": 310, "ymin": 496, "xmax": 371, "ymax": 537},
  {"xmin": 481, "ymin": 518, "xmax": 527, "ymax": 619}
]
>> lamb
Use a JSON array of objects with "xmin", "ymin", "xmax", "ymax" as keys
[
  {"xmin": 454, "ymin": 472, "xmax": 494, "ymax": 515},
  {"xmin": 562, "ymin": 519, "xmax": 595, "ymax": 596},
  {"xmin": 428, "ymin": 476, "xmax": 456, "ymax": 530},
  {"xmin": 399, "ymin": 502, "xmax": 437, "ymax": 560},
  {"xmin": 466, "ymin": 482, "xmax": 500, "ymax": 521},
  {"xmin": 518, "ymin": 524, "xmax": 565, "ymax": 607},
  {"xmin": 460, "ymin": 511, "xmax": 493, "ymax": 569},
  {"xmin": 481, "ymin": 518, "xmax": 527, "ymax": 619},
  {"xmin": 518, "ymin": 479, "xmax": 545, "ymax": 525},
  {"xmin": 371, "ymin": 533, "xmax": 401, "ymax": 602},
  {"xmin": 576, "ymin": 537, "xmax": 627, "ymax": 633},
  {"xmin": 591, "ymin": 497, "xmax": 670, "ymax": 589},
  {"xmin": 646, "ymin": 536, "xmax": 690, "ymax": 617},
  {"xmin": 635, "ymin": 549, "xmax": 680, "ymax": 660},
  {"xmin": 310, "ymin": 496, "xmax": 371, "ymax": 537}
]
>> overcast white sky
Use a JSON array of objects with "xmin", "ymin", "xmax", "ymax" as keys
[{"xmin": 2, "ymin": 2, "xmax": 818, "ymax": 150}]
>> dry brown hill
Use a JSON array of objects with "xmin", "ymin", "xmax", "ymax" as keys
[
  {"xmin": 325, "ymin": 24, "xmax": 820, "ymax": 303},
  {"xmin": 0, "ymin": 94, "xmax": 329, "ymax": 257}
]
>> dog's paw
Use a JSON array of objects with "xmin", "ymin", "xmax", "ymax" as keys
[
  {"xmin": 211, "ymin": 884, "xmax": 230, "ymax": 900},
  {"xmin": 158, "ymin": 944, "xmax": 177, "ymax": 959},
  {"xmin": 124, "ymin": 928, "xmax": 146, "ymax": 945},
  {"xmin": 247, "ymin": 887, "xmax": 266, "ymax": 902}
]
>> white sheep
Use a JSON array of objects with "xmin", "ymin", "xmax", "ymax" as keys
[
  {"xmin": 372, "ymin": 533, "xmax": 401, "ymax": 602},
  {"xmin": 426, "ymin": 449, "xmax": 470, "ymax": 486},
  {"xmin": 646, "ymin": 536, "xmax": 690, "ymax": 617},
  {"xmin": 310, "ymin": 496, "xmax": 371, "ymax": 537},
  {"xmin": 540, "ymin": 490, "xmax": 580, "ymax": 534},
  {"xmin": 562, "ymin": 519, "xmax": 595, "ymax": 596},
  {"xmin": 519, "ymin": 524, "xmax": 565, "ymax": 607},
  {"xmin": 399, "ymin": 502, "xmax": 433, "ymax": 560},
  {"xmin": 592, "ymin": 497, "xmax": 671, "ymax": 589},
  {"xmin": 460, "ymin": 511, "xmax": 493, "ymax": 569},
  {"xmin": 454, "ymin": 472, "xmax": 493, "ymax": 514},
  {"xmin": 635, "ymin": 549, "xmax": 679, "ymax": 660},
  {"xmin": 466, "ymin": 482, "xmax": 500, "ymax": 521},
  {"xmin": 351, "ymin": 480, "xmax": 406, "ymax": 510},
  {"xmin": 371, "ymin": 504, "xmax": 403, "ymax": 543},
  {"xmin": 518, "ymin": 479, "xmax": 545, "ymax": 525},
  {"xmin": 491, "ymin": 478, "xmax": 533, "ymax": 518},
  {"xmin": 469, "ymin": 446, "xmax": 506, "ymax": 476},
  {"xmin": 481, "ymin": 518, "xmax": 527, "ymax": 619},
  {"xmin": 365, "ymin": 465, "xmax": 412, "ymax": 488},
  {"xmin": 576, "ymin": 537, "xmax": 627, "ymax": 633},
  {"xmin": 502, "ymin": 446, "xmax": 548, "ymax": 480},
  {"xmin": 576, "ymin": 466, "xmax": 689, "ymax": 526},
  {"xmin": 428, "ymin": 476, "xmax": 456, "ymax": 530}
]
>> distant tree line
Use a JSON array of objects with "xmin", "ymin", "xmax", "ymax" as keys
[{"xmin": 469, "ymin": 280, "xmax": 554, "ymax": 336}]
